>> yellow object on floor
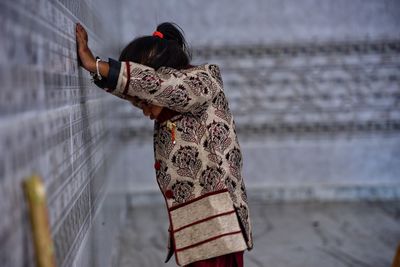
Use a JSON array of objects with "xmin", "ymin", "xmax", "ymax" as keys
[{"xmin": 23, "ymin": 175, "xmax": 57, "ymax": 267}]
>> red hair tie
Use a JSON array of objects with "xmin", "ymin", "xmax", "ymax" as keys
[{"xmin": 153, "ymin": 31, "xmax": 164, "ymax": 39}]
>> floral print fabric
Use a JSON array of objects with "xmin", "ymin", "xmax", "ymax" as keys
[{"xmin": 113, "ymin": 62, "xmax": 253, "ymax": 250}]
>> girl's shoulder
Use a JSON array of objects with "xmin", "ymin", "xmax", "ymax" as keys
[
  {"xmin": 158, "ymin": 63, "xmax": 223, "ymax": 87},
  {"xmin": 185, "ymin": 64, "xmax": 223, "ymax": 88},
  {"xmin": 158, "ymin": 63, "xmax": 220, "ymax": 74},
  {"xmin": 185, "ymin": 63, "xmax": 222, "ymax": 81},
  {"xmin": 181, "ymin": 63, "xmax": 221, "ymax": 74}
]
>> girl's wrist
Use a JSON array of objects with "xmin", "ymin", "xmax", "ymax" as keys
[
  {"xmin": 86, "ymin": 58, "xmax": 96, "ymax": 73},
  {"xmin": 79, "ymin": 47, "xmax": 96, "ymax": 72}
]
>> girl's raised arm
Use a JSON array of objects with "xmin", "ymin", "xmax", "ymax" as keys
[{"xmin": 76, "ymin": 23, "xmax": 217, "ymax": 114}]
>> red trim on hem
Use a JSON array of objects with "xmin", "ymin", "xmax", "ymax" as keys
[
  {"xmin": 173, "ymin": 210, "xmax": 236, "ymax": 233},
  {"xmin": 168, "ymin": 205, "xmax": 180, "ymax": 265},
  {"xmin": 169, "ymin": 189, "xmax": 229, "ymax": 212},
  {"xmin": 152, "ymin": 160, "xmax": 179, "ymax": 264},
  {"xmin": 123, "ymin": 62, "xmax": 130, "ymax": 95},
  {"xmin": 175, "ymin": 231, "xmax": 242, "ymax": 252},
  {"xmin": 158, "ymin": 182, "xmax": 179, "ymax": 265}
]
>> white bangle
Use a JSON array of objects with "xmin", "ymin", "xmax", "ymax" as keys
[{"xmin": 96, "ymin": 57, "xmax": 102, "ymax": 80}]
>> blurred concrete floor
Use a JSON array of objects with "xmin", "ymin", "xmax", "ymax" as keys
[{"xmin": 114, "ymin": 199, "xmax": 400, "ymax": 267}]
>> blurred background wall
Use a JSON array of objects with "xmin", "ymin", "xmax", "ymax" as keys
[
  {"xmin": 115, "ymin": 0, "xmax": 400, "ymax": 200},
  {"xmin": 0, "ymin": 0, "xmax": 399, "ymax": 266}
]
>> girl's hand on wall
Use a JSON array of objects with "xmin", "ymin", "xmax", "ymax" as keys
[{"xmin": 76, "ymin": 23, "xmax": 96, "ymax": 72}]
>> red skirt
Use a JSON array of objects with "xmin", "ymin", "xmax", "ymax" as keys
[{"xmin": 184, "ymin": 251, "xmax": 244, "ymax": 267}]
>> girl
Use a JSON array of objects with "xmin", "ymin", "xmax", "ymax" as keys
[{"xmin": 76, "ymin": 22, "xmax": 253, "ymax": 267}]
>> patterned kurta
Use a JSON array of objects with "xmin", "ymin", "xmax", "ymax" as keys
[{"xmin": 101, "ymin": 59, "xmax": 253, "ymax": 266}]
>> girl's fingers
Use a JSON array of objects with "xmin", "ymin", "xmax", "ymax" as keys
[
  {"xmin": 76, "ymin": 23, "xmax": 88, "ymax": 45},
  {"xmin": 76, "ymin": 33, "xmax": 83, "ymax": 45},
  {"xmin": 76, "ymin": 24, "xmax": 84, "ymax": 36},
  {"xmin": 76, "ymin": 24, "xmax": 87, "ymax": 37},
  {"xmin": 75, "ymin": 25, "xmax": 87, "ymax": 48}
]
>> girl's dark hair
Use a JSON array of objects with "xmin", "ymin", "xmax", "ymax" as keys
[{"xmin": 119, "ymin": 22, "xmax": 191, "ymax": 70}]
